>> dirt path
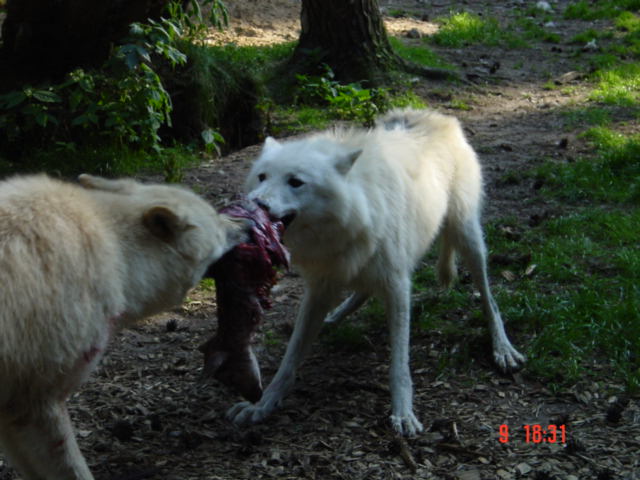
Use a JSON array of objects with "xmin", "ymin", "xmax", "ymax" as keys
[{"xmin": 2, "ymin": 2, "xmax": 638, "ymax": 480}]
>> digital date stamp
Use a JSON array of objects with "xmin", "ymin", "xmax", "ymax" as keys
[{"xmin": 499, "ymin": 424, "xmax": 567, "ymax": 444}]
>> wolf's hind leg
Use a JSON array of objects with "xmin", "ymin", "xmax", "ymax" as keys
[
  {"xmin": 325, "ymin": 292, "xmax": 369, "ymax": 324},
  {"xmin": 452, "ymin": 215, "xmax": 525, "ymax": 371}
]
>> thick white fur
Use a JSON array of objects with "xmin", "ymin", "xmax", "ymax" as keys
[
  {"xmin": 229, "ymin": 108, "xmax": 525, "ymax": 436},
  {"xmin": 0, "ymin": 174, "xmax": 244, "ymax": 480}
]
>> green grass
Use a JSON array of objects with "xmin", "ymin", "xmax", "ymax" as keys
[
  {"xmin": 431, "ymin": 11, "xmax": 523, "ymax": 48},
  {"xmin": 514, "ymin": 16, "xmax": 562, "ymax": 44},
  {"xmin": 488, "ymin": 209, "xmax": 640, "ymax": 392},
  {"xmin": 535, "ymin": 127, "xmax": 640, "ymax": 203},
  {"xmin": 590, "ymin": 63, "xmax": 640, "ymax": 105},
  {"xmin": 389, "ymin": 37, "xmax": 455, "ymax": 71},
  {"xmin": 564, "ymin": 0, "xmax": 640, "ymax": 20},
  {"xmin": 562, "ymin": 106, "xmax": 612, "ymax": 129},
  {"xmin": 570, "ymin": 28, "xmax": 612, "ymax": 45}
]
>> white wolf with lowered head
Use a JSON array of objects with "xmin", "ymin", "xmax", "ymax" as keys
[
  {"xmin": 229, "ymin": 108, "xmax": 525, "ymax": 436},
  {"xmin": 0, "ymin": 174, "xmax": 246, "ymax": 480}
]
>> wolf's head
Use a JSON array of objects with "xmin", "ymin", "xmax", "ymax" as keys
[
  {"xmin": 78, "ymin": 174, "xmax": 247, "ymax": 318},
  {"xmin": 245, "ymin": 136, "xmax": 362, "ymax": 237}
]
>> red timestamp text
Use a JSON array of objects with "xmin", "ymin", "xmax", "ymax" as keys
[{"xmin": 498, "ymin": 424, "xmax": 567, "ymax": 444}]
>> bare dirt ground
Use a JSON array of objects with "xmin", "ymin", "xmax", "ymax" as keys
[{"xmin": 2, "ymin": 1, "xmax": 639, "ymax": 479}]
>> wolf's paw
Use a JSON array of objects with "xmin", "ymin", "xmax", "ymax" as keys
[
  {"xmin": 493, "ymin": 342, "xmax": 526, "ymax": 372},
  {"xmin": 227, "ymin": 401, "xmax": 274, "ymax": 426},
  {"xmin": 390, "ymin": 413, "xmax": 424, "ymax": 437}
]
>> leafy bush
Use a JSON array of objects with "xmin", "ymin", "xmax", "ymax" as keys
[
  {"xmin": 295, "ymin": 66, "xmax": 390, "ymax": 126},
  {"xmin": 0, "ymin": 0, "xmax": 227, "ymax": 172}
]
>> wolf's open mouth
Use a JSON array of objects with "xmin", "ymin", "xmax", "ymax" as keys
[{"xmin": 280, "ymin": 213, "xmax": 296, "ymax": 228}]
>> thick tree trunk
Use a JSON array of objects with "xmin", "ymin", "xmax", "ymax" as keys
[
  {"xmin": 0, "ymin": 0, "xmax": 170, "ymax": 91},
  {"xmin": 291, "ymin": 0, "xmax": 397, "ymax": 84},
  {"xmin": 289, "ymin": 0, "xmax": 458, "ymax": 85}
]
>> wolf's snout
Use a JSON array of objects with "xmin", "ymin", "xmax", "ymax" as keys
[{"xmin": 253, "ymin": 198, "xmax": 270, "ymax": 213}]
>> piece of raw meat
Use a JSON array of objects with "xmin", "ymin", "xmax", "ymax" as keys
[{"xmin": 199, "ymin": 198, "xmax": 289, "ymax": 402}]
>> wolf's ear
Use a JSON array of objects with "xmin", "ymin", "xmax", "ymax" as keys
[
  {"xmin": 262, "ymin": 136, "xmax": 282, "ymax": 153},
  {"xmin": 79, "ymin": 174, "xmax": 135, "ymax": 193},
  {"xmin": 143, "ymin": 206, "xmax": 192, "ymax": 243},
  {"xmin": 334, "ymin": 149, "xmax": 362, "ymax": 175}
]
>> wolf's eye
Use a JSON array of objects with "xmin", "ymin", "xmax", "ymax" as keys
[
  {"xmin": 258, "ymin": 173, "xmax": 267, "ymax": 182},
  {"xmin": 288, "ymin": 177, "xmax": 305, "ymax": 188}
]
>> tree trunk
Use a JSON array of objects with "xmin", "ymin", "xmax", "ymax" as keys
[
  {"xmin": 0, "ymin": 0, "xmax": 170, "ymax": 92},
  {"xmin": 289, "ymin": 0, "xmax": 458, "ymax": 86},
  {"xmin": 291, "ymin": 0, "xmax": 397, "ymax": 84}
]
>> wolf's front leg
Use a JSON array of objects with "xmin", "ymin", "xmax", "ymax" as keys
[
  {"xmin": 228, "ymin": 285, "xmax": 337, "ymax": 426},
  {"xmin": 0, "ymin": 400, "xmax": 93, "ymax": 480},
  {"xmin": 385, "ymin": 275, "xmax": 424, "ymax": 437}
]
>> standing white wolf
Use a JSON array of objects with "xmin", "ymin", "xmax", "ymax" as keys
[
  {"xmin": 229, "ymin": 108, "xmax": 525, "ymax": 436},
  {"xmin": 0, "ymin": 174, "xmax": 245, "ymax": 480}
]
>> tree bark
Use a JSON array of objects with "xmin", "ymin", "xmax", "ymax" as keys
[
  {"xmin": 289, "ymin": 0, "xmax": 458, "ymax": 85},
  {"xmin": 0, "ymin": 0, "xmax": 171, "ymax": 91},
  {"xmin": 291, "ymin": 0, "xmax": 396, "ymax": 84}
]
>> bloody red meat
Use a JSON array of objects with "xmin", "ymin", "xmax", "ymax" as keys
[{"xmin": 199, "ymin": 199, "xmax": 289, "ymax": 402}]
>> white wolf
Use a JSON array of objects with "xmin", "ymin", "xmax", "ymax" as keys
[
  {"xmin": 229, "ymin": 108, "xmax": 525, "ymax": 436},
  {"xmin": 0, "ymin": 174, "xmax": 245, "ymax": 480}
]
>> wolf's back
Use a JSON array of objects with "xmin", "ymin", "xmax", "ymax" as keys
[{"xmin": 376, "ymin": 108, "xmax": 461, "ymax": 138}]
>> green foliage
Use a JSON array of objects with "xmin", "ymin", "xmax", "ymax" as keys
[
  {"xmin": 0, "ymin": 63, "xmax": 173, "ymax": 155},
  {"xmin": 166, "ymin": 0, "xmax": 228, "ymax": 41},
  {"xmin": 160, "ymin": 146, "xmax": 201, "ymax": 183},
  {"xmin": 0, "ymin": 0, "xmax": 229, "ymax": 174},
  {"xmin": 295, "ymin": 66, "xmax": 391, "ymax": 126}
]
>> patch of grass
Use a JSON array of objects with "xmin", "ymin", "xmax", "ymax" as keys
[
  {"xmin": 388, "ymin": 90, "xmax": 428, "ymax": 110},
  {"xmin": 270, "ymin": 106, "xmax": 333, "ymax": 135},
  {"xmin": 615, "ymin": 10, "xmax": 640, "ymax": 32},
  {"xmin": 431, "ymin": 11, "xmax": 523, "ymax": 48},
  {"xmin": 562, "ymin": 106, "xmax": 612, "ymax": 129},
  {"xmin": 570, "ymin": 28, "xmax": 612, "ymax": 45},
  {"xmin": 389, "ymin": 37, "xmax": 455, "ymax": 71},
  {"xmin": 198, "ymin": 278, "xmax": 216, "ymax": 293},
  {"xmin": 521, "ymin": 126, "xmax": 640, "ymax": 390},
  {"xmin": 536, "ymin": 127, "xmax": 640, "ymax": 203},
  {"xmin": 388, "ymin": 9, "xmax": 409, "ymax": 18},
  {"xmin": 612, "ymin": 12, "xmax": 640, "ymax": 58},
  {"xmin": 486, "ymin": 209, "xmax": 640, "ymax": 392},
  {"xmin": 448, "ymin": 98, "xmax": 472, "ymax": 110},
  {"xmin": 564, "ymin": 0, "xmax": 640, "ymax": 20},
  {"xmin": 590, "ymin": 63, "xmax": 640, "ymax": 106},
  {"xmin": 590, "ymin": 53, "xmax": 624, "ymax": 70},
  {"xmin": 515, "ymin": 17, "xmax": 561, "ymax": 44}
]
